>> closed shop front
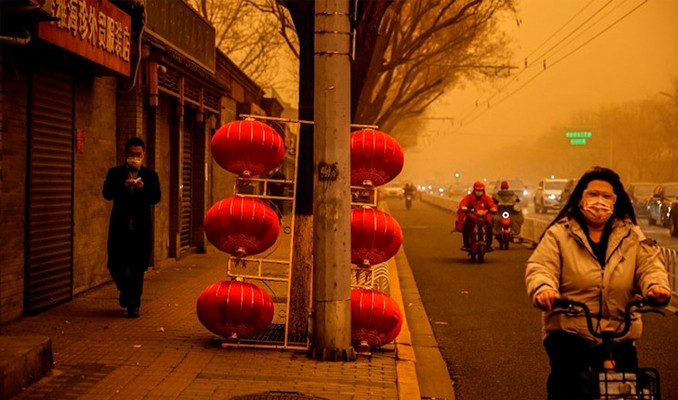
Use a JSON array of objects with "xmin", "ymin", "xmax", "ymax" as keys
[{"xmin": 26, "ymin": 68, "xmax": 74, "ymax": 312}]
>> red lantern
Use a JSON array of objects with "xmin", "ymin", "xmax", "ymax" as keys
[
  {"xmin": 197, "ymin": 280, "xmax": 274, "ymax": 339},
  {"xmin": 211, "ymin": 119, "xmax": 285, "ymax": 177},
  {"xmin": 204, "ymin": 196, "xmax": 280, "ymax": 257},
  {"xmin": 350, "ymin": 129, "xmax": 404, "ymax": 187},
  {"xmin": 351, "ymin": 289, "xmax": 403, "ymax": 349},
  {"xmin": 351, "ymin": 208, "xmax": 403, "ymax": 266}
]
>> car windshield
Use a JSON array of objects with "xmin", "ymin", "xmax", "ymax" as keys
[
  {"xmin": 633, "ymin": 185, "xmax": 655, "ymax": 196},
  {"xmin": 664, "ymin": 185, "xmax": 678, "ymax": 197},
  {"xmin": 544, "ymin": 181, "xmax": 567, "ymax": 190}
]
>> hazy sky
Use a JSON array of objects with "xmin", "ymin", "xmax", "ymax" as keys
[{"xmin": 402, "ymin": 0, "xmax": 678, "ymax": 186}]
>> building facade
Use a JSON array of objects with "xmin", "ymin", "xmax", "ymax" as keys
[{"xmin": 0, "ymin": 0, "xmax": 284, "ymax": 324}]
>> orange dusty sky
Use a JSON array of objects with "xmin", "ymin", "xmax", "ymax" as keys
[{"xmin": 403, "ymin": 0, "xmax": 678, "ymax": 186}]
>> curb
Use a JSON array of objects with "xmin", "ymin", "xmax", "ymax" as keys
[{"xmin": 0, "ymin": 335, "xmax": 53, "ymax": 400}]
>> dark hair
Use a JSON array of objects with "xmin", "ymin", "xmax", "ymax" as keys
[
  {"xmin": 548, "ymin": 166, "xmax": 636, "ymax": 229},
  {"xmin": 125, "ymin": 137, "xmax": 145, "ymax": 151}
]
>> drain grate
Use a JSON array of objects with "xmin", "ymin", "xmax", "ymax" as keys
[{"xmin": 230, "ymin": 391, "xmax": 328, "ymax": 400}]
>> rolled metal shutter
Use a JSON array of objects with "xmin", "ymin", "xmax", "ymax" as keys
[
  {"xmin": 26, "ymin": 68, "xmax": 74, "ymax": 313},
  {"xmin": 180, "ymin": 117, "xmax": 193, "ymax": 251}
]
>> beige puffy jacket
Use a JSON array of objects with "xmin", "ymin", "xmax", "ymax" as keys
[{"xmin": 525, "ymin": 217, "xmax": 670, "ymax": 344}]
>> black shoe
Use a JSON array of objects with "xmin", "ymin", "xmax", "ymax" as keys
[
  {"xmin": 460, "ymin": 246, "xmax": 470, "ymax": 251},
  {"xmin": 126, "ymin": 307, "xmax": 140, "ymax": 318},
  {"xmin": 486, "ymin": 246, "xmax": 494, "ymax": 253},
  {"xmin": 119, "ymin": 294, "xmax": 128, "ymax": 308}
]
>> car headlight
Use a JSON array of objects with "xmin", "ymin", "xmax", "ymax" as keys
[
  {"xmin": 523, "ymin": 189, "xmax": 528, "ymax": 196},
  {"xmin": 548, "ymin": 194, "xmax": 557, "ymax": 200}
]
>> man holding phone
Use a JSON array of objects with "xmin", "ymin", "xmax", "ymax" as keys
[{"xmin": 103, "ymin": 137, "xmax": 161, "ymax": 318}]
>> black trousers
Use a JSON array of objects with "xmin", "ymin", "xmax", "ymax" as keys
[
  {"xmin": 108, "ymin": 230, "xmax": 146, "ymax": 309},
  {"xmin": 544, "ymin": 330, "xmax": 638, "ymax": 400}
]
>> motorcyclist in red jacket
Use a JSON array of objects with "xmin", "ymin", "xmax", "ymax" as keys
[{"xmin": 456, "ymin": 181, "xmax": 497, "ymax": 251}]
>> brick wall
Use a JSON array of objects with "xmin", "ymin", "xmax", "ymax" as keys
[
  {"xmin": 0, "ymin": 62, "xmax": 28, "ymax": 324},
  {"xmin": 152, "ymin": 95, "xmax": 172, "ymax": 265},
  {"xmin": 72, "ymin": 75, "xmax": 118, "ymax": 294}
]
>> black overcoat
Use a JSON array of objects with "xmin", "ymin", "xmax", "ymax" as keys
[{"xmin": 103, "ymin": 164, "xmax": 161, "ymax": 270}]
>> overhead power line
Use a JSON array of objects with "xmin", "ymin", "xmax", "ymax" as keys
[{"xmin": 452, "ymin": 0, "xmax": 649, "ymax": 131}]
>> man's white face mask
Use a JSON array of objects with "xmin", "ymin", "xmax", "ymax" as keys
[{"xmin": 127, "ymin": 157, "xmax": 143, "ymax": 170}]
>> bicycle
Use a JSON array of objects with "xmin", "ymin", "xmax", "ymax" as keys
[{"xmin": 550, "ymin": 297, "xmax": 666, "ymax": 399}]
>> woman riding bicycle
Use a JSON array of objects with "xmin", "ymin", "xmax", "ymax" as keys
[{"xmin": 524, "ymin": 167, "xmax": 671, "ymax": 400}]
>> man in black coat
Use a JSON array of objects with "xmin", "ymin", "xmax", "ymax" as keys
[{"xmin": 103, "ymin": 137, "xmax": 161, "ymax": 318}]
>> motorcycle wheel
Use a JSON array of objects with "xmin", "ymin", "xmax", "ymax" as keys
[
  {"xmin": 470, "ymin": 253, "xmax": 476, "ymax": 261},
  {"xmin": 477, "ymin": 248, "xmax": 484, "ymax": 263}
]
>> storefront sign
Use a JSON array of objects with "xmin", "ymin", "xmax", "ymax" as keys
[{"xmin": 38, "ymin": 0, "xmax": 132, "ymax": 76}]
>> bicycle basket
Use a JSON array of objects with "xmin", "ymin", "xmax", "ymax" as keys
[{"xmin": 594, "ymin": 368, "xmax": 660, "ymax": 400}]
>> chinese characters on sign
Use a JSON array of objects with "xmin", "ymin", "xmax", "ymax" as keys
[{"xmin": 38, "ymin": 0, "xmax": 132, "ymax": 76}]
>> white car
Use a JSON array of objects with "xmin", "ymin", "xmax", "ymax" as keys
[{"xmin": 533, "ymin": 179, "xmax": 570, "ymax": 214}]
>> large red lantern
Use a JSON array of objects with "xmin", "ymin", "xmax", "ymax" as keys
[
  {"xmin": 197, "ymin": 280, "xmax": 274, "ymax": 339},
  {"xmin": 350, "ymin": 129, "xmax": 404, "ymax": 187},
  {"xmin": 351, "ymin": 288, "xmax": 403, "ymax": 350},
  {"xmin": 211, "ymin": 119, "xmax": 285, "ymax": 177},
  {"xmin": 351, "ymin": 208, "xmax": 403, "ymax": 266},
  {"xmin": 204, "ymin": 196, "xmax": 280, "ymax": 257}
]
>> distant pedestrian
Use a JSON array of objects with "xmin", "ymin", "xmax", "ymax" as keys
[
  {"xmin": 525, "ymin": 166, "xmax": 670, "ymax": 399},
  {"xmin": 103, "ymin": 137, "xmax": 161, "ymax": 318}
]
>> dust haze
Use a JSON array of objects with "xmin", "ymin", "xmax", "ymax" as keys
[{"xmin": 402, "ymin": 0, "xmax": 678, "ymax": 190}]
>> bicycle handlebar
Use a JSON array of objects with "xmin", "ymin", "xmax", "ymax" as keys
[{"xmin": 551, "ymin": 297, "xmax": 667, "ymax": 340}]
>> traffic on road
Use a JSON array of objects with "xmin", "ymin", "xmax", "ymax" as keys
[{"xmin": 387, "ymin": 196, "xmax": 678, "ymax": 400}]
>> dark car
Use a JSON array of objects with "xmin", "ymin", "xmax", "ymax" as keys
[
  {"xmin": 625, "ymin": 182, "xmax": 657, "ymax": 217},
  {"xmin": 646, "ymin": 182, "xmax": 678, "ymax": 229},
  {"xmin": 560, "ymin": 178, "xmax": 579, "ymax": 205}
]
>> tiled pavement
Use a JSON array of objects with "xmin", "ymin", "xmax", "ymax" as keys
[{"xmin": 1, "ymin": 248, "xmax": 406, "ymax": 400}]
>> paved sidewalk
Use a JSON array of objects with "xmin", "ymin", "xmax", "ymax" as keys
[{"xmin": 1, "ymin": 246, "xmax": 417, "ymax": 400}]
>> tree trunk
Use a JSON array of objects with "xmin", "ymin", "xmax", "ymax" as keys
[{"xmin": 285, "ymin": 0, "xmax": 315, "ymax": 336}]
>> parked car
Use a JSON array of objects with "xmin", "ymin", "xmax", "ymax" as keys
[
  {"xmin": 490, "ymin": 179, "xmax": 530, "ymax": 205},
  {"xmin": 533, "ymin": 178, "xmax": 571, "ymax": 214},
  {"xmin": 624, "ymin": 182, "xmax": 657, "ymax": 217},
  {"xmin": 646, "ymin": 182, "xmax": 678, "ymax": 228}
]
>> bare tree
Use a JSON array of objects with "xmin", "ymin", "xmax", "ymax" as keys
[
  {"xmin": 277, "ymin": 0, "xmax": 516, "ymax": 145},
  {"xmin": 187, "ymin": 0, "xmax": 296, "ymax": 87}
]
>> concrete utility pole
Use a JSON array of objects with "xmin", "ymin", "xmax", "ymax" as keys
[{"xmin": 310, "ymin": 0, "xmax": 355, "ymax": 361}]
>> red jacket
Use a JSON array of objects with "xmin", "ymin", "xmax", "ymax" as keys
[{"xmin": 455, "ymin": 193, "xmax": 497, "ymax": 231}]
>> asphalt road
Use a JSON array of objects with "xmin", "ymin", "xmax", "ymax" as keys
[{"xmin": 388, "ymin": 197, "xmax": 678, "ymax": 400}]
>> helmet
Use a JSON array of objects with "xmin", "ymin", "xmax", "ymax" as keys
[
  {"xmin": 473, "ymin": 181, "xmax": 485, "ymax": 191},
  {"xmin": 501, "ymin": 181, "xmax": 509, "ymax": 190}
]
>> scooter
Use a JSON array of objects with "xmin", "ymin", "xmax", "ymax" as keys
[
  {"xmin": 496, "ymin": 205, "xmax": 513, "ymax": 250},
  {"xmin": 551, "ymin": 297, "xmax": 666, "ymax": 399},
  {"xmin": 405, "ymin": 193, "xmax": 413, "ymax": 210},
  {"xmin": 465, "ymin": 208, "xmax": 490, "ymax": 263}
]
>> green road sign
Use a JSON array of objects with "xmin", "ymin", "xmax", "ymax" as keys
[
  {"xmin": 565, "ymin": 131, "xmax": 592, "ymax": 138},
  {"xmin": 570, "ymin": 138, "xmax": 587, "ymax": 145}
]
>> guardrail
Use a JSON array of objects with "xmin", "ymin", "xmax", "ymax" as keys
[{"xmin": 419, "ymin": 193, "xmax": 678, "ymax": 301}]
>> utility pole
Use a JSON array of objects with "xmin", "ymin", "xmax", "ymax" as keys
[{"xmin": 310, "ymin": 0, "xmax": 355, "ymax": 361}]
